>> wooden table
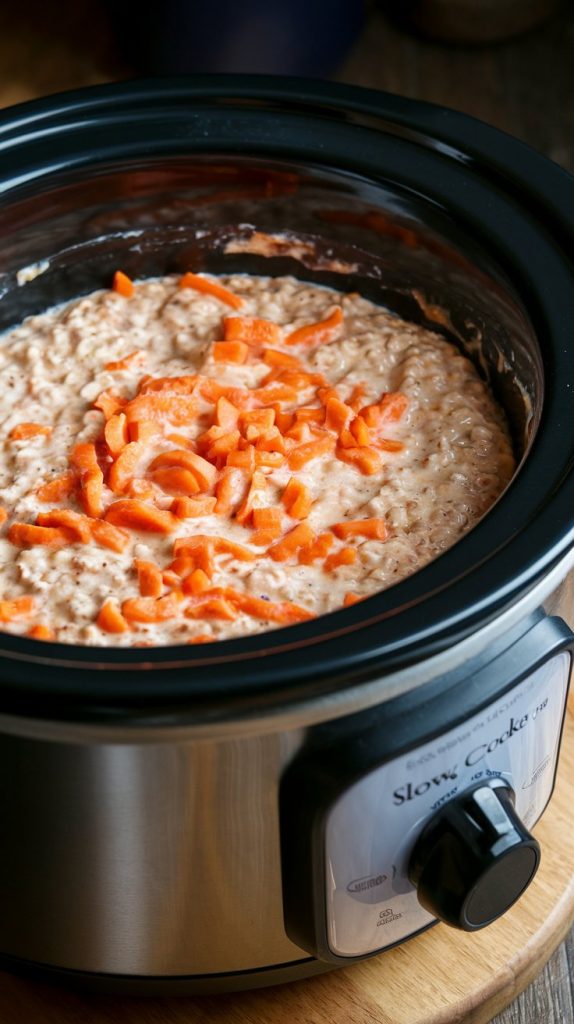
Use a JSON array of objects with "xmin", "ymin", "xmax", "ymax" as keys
[{"xmin": 0, "ymin": 2, "xmax": 573, "ymax": 1020}]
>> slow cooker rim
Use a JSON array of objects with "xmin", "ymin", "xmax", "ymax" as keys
[{"xmin": 0, "ymin": 76, "xmax": 573, "ymax": 709}]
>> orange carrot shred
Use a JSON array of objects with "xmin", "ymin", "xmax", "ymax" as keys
[
  {"xmin": 324, "ymin": 547, "xmax": 357, "ymax": 571},
  {"xmin": 171, "ymin": 496, "xmax": 217, "ymax": 519},
  {"xmin": 174, "ymin": 535, "xmax": 256, "ymax": 562},
  {"xmin": 104, "ymin": 412, "xmax": 129, "ymax": 456},
  {"xmin": 213, "ymin": 340, "xmax": 249, "ymax": 364},
  {"xmin": 122, "ymin": 592, "xmax": 183, "ymax": 623},
  {"xmin": 0, "ymin": 596, "xmax": 36, "ymax": 622},
  {"xmin": 343, "ymin": 592, "xmax": 363, "ymax": 606},
  {"xmin": 297, "ymin": 532, "xmax": 334, "ymax": 565},
  {"xmin": 215, "ymin": 396, "xmax": 240, "ymax": 430},
  {"xmin": 281, "ymin": 478, "xmax": 313, "ymax": 520},
  {"xmin": 187, "ymin": 634, "xmax": 212, "ymax": 644},
  {"xmin": 182, "ymin": 568, "xmax": 211, "ymax": 596},
  {"xmin": 332, "ymin": 518, "xmax": 388, "ymax": 541},
  {"xmin": 97, "ymin": 600, "xmax": 129, "ymax": 633},
  {"xmin": 93, "ymin": 389, "xmax": 127, "ymax": 420},
  {"xmin": 8, "ymin": 523, "xmax": 72, "ymax": 547},
  {"xmin": 285, "ymin": 306, "xmax": 343, "ymax": 348},
  {"xmin": 128, "ymin": 420, "xmax": 160, "ymax": 444},
  {"xmin": 223, "ymin": 589, "xmax": 314, "ymax": 623},
  {"xmin": 105, "ymin": 350, "xmax": 145, "ymax": 372},
  {"xmin": 9, "ymin": 423, "xmax": 52, "ymax": 441},
  {"xmin": 105, "ymin": 499, "xmax": 178, "ymax": 534},
  {"xmin": 0, "ymin": 508, "xmax": 7, "ymax": 527},
  {"xmin": 36, "ymin": 510, "xmax": 92, "ymax": 543},
  {"xmin": 215, "ymin": 468, "xmax": 242, "ymax": 516},
  {"xmin": 90, "ymin": 519, "xmax": 130, "ymax": 553},
  {"xmin": 112, "ymin": 270, "xmax": 134, "ymax": 298},
  {"xmin": 335, "ymin": 445, "xmax": 382, "ymax": 475},
  {"xmin": 149, "ymin": 450, "xmax": 217, "ymax": 490},
  {"xmin": 27, "ymin": 624, "xmax": 55, "ymax": 641},
  {"xmin": 262, "ymin": 348, "xmax": 303, "ymax": 368},
  {"xmin": 36, "ymin": 472, "xmax": 76, "ymax": 503},
  {"xmin": 108, "ymin": 441, "xmax": 146, "ymax": 494},
  {"xmin": 287, "ymin": 435, "xmax": 334, "ymax": 470},
  {"xmin": 267, "ymin": 522, "xmax": 315, "ymax": 562},
  {"xmin": 349, "ymin": 415, "xmax": 371, "ymax": 447},
  {"xmin": 134, "ymin": 559, "xmax": 163, "ymax": 598},
  {"xmin": 151, "ymin": 467, "xmax": 201, "ymax": 496},
  {"xmin": 223, "ymin": 317, "xmax": 281, "ymax": 347},
  {"xmin": 179, "ymin": 272, "xmax": 244, "ymax": 309},
  {"xmin": 185, "ymin": 596, "xmax": 238, "ymax": 621}
]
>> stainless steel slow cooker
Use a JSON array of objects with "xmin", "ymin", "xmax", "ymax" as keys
[{"xmin": 0, "ymin": 77, "xmax": 573, "ymax": 994}]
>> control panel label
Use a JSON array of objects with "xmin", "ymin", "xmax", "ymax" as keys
[{"xmin": 325, "ymin": 652, "xmax": 570, "ymax": 957}]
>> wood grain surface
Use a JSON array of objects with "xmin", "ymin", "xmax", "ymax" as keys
[{"xmin": 0, "ymin": 2, "xmax": 573, "ymax": 1021}]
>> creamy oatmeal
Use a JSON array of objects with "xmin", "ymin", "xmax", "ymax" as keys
[{"xmin": 0, "ymin": 272, "xmax": 515, "ymax": 646}]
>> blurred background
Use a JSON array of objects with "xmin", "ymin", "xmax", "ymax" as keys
[{"xmin": 0, "ymin": 0, "xmax": 572, "ymax": 173}]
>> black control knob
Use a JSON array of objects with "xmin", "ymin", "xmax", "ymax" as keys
[{"xmin": 408, "ymin": 780, "xmax": 540, "ymax": 930}]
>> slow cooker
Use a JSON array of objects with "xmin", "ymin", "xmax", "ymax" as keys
[{"xmin": 0, "ymin": 77, "xmax": 573, "ymax": 994}]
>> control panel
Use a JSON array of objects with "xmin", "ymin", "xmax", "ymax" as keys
[{"xmin": 324, "ymin": 652, "xmax": 570, "ymax": 957}]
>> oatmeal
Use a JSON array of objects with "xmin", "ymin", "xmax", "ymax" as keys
[{"xmin": 0, "ymin": 272, "xmax": 515, "ymax": 646}]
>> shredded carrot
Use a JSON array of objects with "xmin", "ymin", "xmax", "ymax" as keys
[
  {"xmin": 149, "ymin": 450, "xmax": 217, "ymax": 491},
  {"xmin": 89, "ymin": 519, "xmax": 130, "ymax": 553},
  {"xmin": 206, "ymin": 430, "xmax": 242, "ymax": 461},
  {"xmin": 93, "ymin": 389, "xmax": 127, "ymax": 419},
  {"xmin": 179, "ymin": 272, "xmax": 244, "ymax": 309},
  {"xmin": 8, "ymin": 523, "xmax": 72, "ymax": 547},
  {"xmin": 124, "ymin": 392, "xmax": 197, "ymax": 427},
  {"xmin": 0, "ymin": 595, "xmax": 36, "ymax": 622},
  {"xmin": 108, "ymin": 441, "xmax": 148, "ymax": 494},
  {"xmin": 262, "ymin": 348, "xmax": 303, "ymax": 368},
  {"xmin": 215, "ymin": 468, "xmax": 242, "ymax": 516},
  {"xmin": 174, "ymin": 535, "xmax": 256, "ymax": 562},
  {"xmin": 376, "ymin": 438, "xmax": 405, "ymax": 453},
  {"xmin": 336, "ymin": 445, "xmax": 382, "ymax": 475},
  {"xmin": 152, "ymin": 467, "xmax": 201, "ymax": 496},
  {"xmin": 105, "ymin": 499, "xmax": 178, "ymax": 534},
  {"xmin": 239, "ymin": 408, "xmax": 275, "ymax": 433},
  {"xmin": 105, "ymin": 350, "xmax": 145, "ymax": 372},
  {"xmin": 36, "ymin": 472, "xmax": 76, "ymax": 503},
  {"xmin": 9, "ymin": 422, "xmax": 52, "ymax": 441},
  {"xmin": 297, "ymin": 532, "xmax": 334, "ymax": 564},
  {"xmin": 97, "ymin": 600, "xmax": 129, "ymax": 633},
  {"xmin": 213, "ymin": 340, "xmax": 249, "ymax": 364},
  {"xmin": 134, "ymin": 559, "xmax": 163, "ymax": 598},
  {"xmin": 27, "ymin": 624, "xmax": 55, "ymax": 641},
  {"xmin": 36, "ymin": 510, "xmax": 92, "ymax": 543},
  {"xmin": 223, "ymin": 317, "xmax": 281, "ymax": 347},
  {"xmin": 0, "ymin": 508, "xmax": 6, "ymax": 528},
  {"xmin": 128, "ymin": 420, "xmax": 159, "ymax": 444},
  {"xmin": 343, "ymin": 592, "xmax": 363, "ymax": 606},
  {"xmin": 227, "ymin": 446, "xmax": 256, "ymax": 471},
  {"xmin": 187, "ymin": 634, "xmax": 212, "ymax": 644},
  {"xmin": 112, "ymin": 270, "xmax": 134, "ymax": 298},
  {"xmin": 332, "ymin": 518, "xmax": 388, "ymax": 540},
  {"xmin": 252, "ymin": 507, "xmax": 283, "ymax": 535},
  {"xmin": 268, "ymin": 522, "xmax": 315, "ymax": 562},
  {"xmin": 285, "ymin": 306, "xmax": 343, "ymax": 348},
  {"xmin": 185, "ymin": 596, "xmax": 238, "ymax": 621},
  {"xmin": 235, "ymin": 470, "xmax": 265, "ymax": 526},
  {"xmin": 122, "ymin": 592, "xmax": 183, "ymax": 623},
  {"xmin": 348, "ymin": 383, "xmax": 367, "ymax": 412},
  {"xmin": 224, "ymin": 589, "xmax": 314, "ymax": 624},
  {"xmin": 287, "ymin": 435, "xmax": 334, "ymax": 470},
  {"xmin": 215, "ymin": 396, "xmax": 240, "ymax": 430},
  {"xmin": 104, "ymin": 412, "xmax": 129, "ymax": 456},
  {"xmin": 349, "ymin": 415, "xmax": 371, "ymax": 447},
  {"xmin": 324, "ymin": 547, "xmax": 357, "ymax": 571},
  {"xmin": 360, "ymin": 392, "xmax": 408, "ymax": 427},
  {"xmin": 171, "ymin": 496, "xmax": 217, "ymax": 519},
  {"xmin": 69, "ymin": 442, "xmax": 104, "ymax": 517},
  {"xmin": 169, "ymin": 555, "xmax": 196, "ymax": 578},
  {"xmin": 140, "ymin": 375, "xmax": 199, "ymax": 395},
  {"xmin": 281, "ymin": 478, "xmax": 313, "ymax": 519},
  {"xmin": 182, "ymin": 568, "xmax": 211, "ymax": 596}
]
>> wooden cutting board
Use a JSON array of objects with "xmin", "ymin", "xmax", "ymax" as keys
[{"xmin": 0, "ymin": 709, "xmax": 572, "ymax": 1024}]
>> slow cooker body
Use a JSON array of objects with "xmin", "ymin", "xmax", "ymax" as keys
[{"xmin": 0, "ymin": 78, "xmax": 573, "ymax": 993}]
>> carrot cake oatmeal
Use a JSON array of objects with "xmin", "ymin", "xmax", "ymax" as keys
[{"xmin": 0, "ymin": 271, "xmax": 515, "ymax": 646}]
